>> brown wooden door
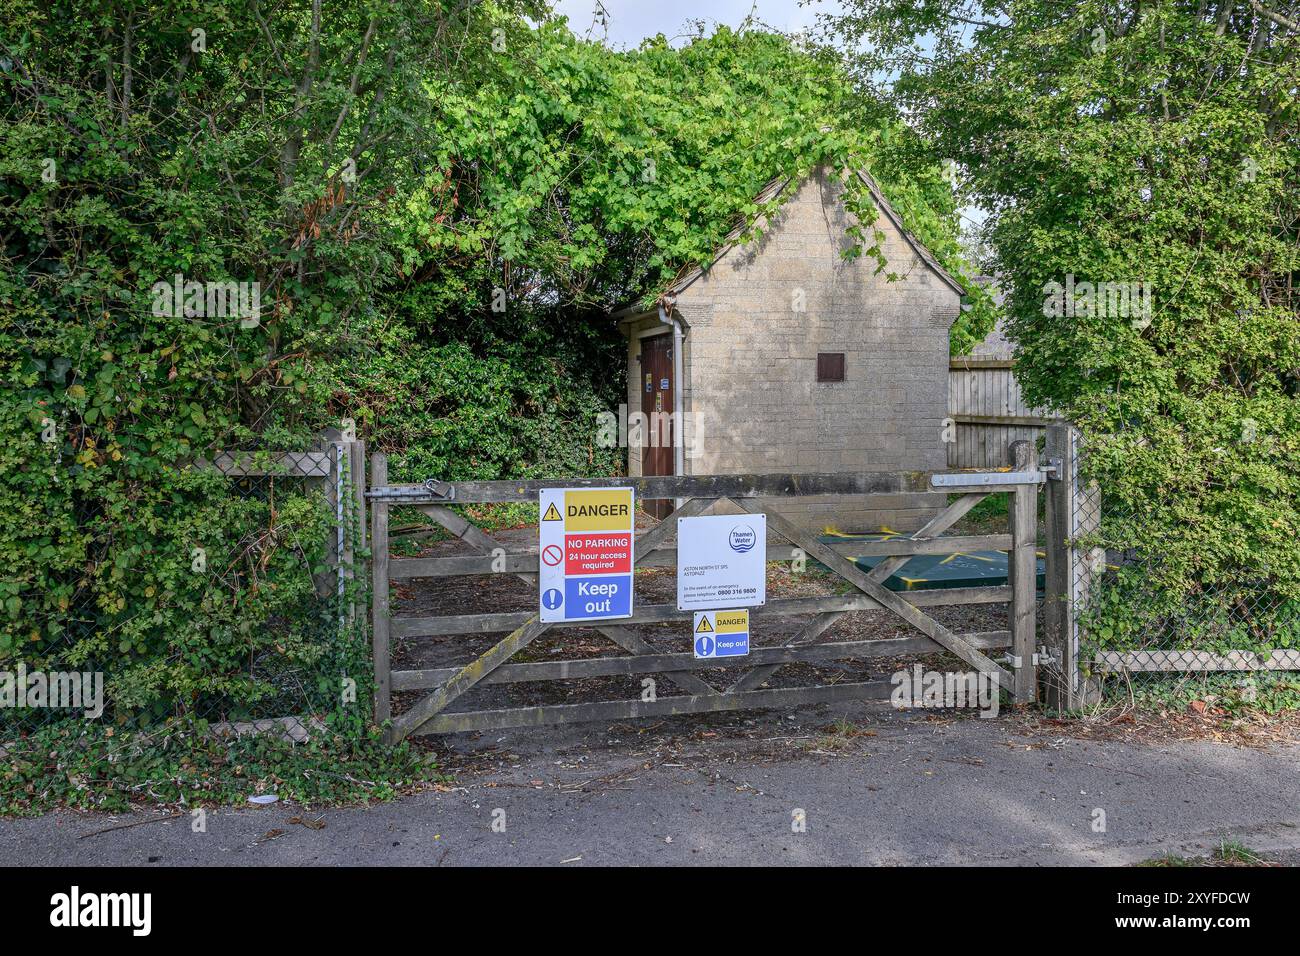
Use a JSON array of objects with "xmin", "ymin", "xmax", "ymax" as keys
[{"xmin": 639, "ymin": 334, "xmax": 674, "ymax": 519}]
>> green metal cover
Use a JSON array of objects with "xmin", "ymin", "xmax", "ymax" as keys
[{"xmin": 818, "ymin": 531, "xmax": 1046, "ymax": 592}]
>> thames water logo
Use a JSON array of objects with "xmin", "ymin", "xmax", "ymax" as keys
[
  {"xmin": 728, "ymin": 526, "xmax": 756, "ymax": 553},
  {"xmin": 50, "ymin": 886, "xmax": 151, "ymax": 936}
]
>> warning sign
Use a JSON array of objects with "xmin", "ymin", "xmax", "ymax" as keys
[
  {"xmin": 692, "ymin": 609, "xmax": 750, "ymax": 658},
  {"xmin": 677, "ymin": 514, "xmax": 767, "ymax": 611},
  {"xmin": 562, "ymin": 489, "xmax": 633, "ymax": 532},
  {"xmin": 714, "ymin": 610, "xmax": 749, "ymax": 633},
  {"xmin": 565, "ymin": 533, "xmax": 632, "ymax": 575},
  {"xmin": 539, "ymin": 487, "xmax": 635, "ymax": 622}
]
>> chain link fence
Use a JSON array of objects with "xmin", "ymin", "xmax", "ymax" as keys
[
  {"xmin": 1058, "ymin": 426, "xmax": 1300, "ymax": 700},
  {"xmin": 0, "ymin": 441, "xmax": 369, "ymax": 743}
]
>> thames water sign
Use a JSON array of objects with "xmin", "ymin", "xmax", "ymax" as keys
[{"xmin": 676, "ymin": 514, "xmax": 766, "ymax": 611}]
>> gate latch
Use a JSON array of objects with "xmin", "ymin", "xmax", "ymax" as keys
[
  {"xmin": 1004, "ymin": 652, "xmax": 1050, "ymax": 669},
  {"xmin": 367, "ymin": 479, "xmax": 456, "ymax": 502},
  {"xmin": 423, "ymin": 478, "xmax": 455, "ymax": 500}
]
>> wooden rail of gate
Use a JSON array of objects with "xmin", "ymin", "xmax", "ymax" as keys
[{"xmin": 368, "ymin": 444, "xmax": 1044, "ymax": 741}]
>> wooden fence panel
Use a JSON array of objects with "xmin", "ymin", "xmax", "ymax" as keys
[
  {"xmin": 369, "ymin": 466, "xmax": 1047, "ymax": 740},
  {"xmin": 948, "ymin": 358, "xmax": 1059, "ymax": 468}
]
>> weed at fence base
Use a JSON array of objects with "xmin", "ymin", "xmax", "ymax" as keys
[{"xmin": 0, "ymin": 719, "xmax": 442, "ymax": 816}]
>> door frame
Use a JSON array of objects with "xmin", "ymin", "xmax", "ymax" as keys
[
  {"xmin": 635, "ymin": 329, "xmax": 676, "ymax": 519},
  {"xmin": 633, "ymin": 324, "xmax": 680, "ymax": 480}
]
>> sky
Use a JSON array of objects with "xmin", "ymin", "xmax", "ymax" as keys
[{"xmin": 550, "ymin": 0, "xmax": 839, "ymax": 49}]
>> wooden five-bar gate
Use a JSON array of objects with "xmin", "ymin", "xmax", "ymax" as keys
[{"xmin": 368, "ymin": 443, "xmax": 1047, "ymax": 742}]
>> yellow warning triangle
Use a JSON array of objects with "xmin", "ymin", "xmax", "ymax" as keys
[
  {"xmin": 542, "ymin": 503, "xmax": 562, "ymax": 521},
  {"xmin": 695, "ymin": 616, "xmax": 714, "ymax": 633}
]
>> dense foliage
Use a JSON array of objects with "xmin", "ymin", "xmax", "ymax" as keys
[
  {"xmin": 1, "ymin": 719, "xmax": 439, "ymax": 813},
  {"xmin": 386, "ymin": 20, "xmax": 980, "ymax": 320},
  {"xmin": 1, "ymin": 0, "xmax": 476, "ymax": 723},
  {"xmin": 1, "ymin": 1, "xmax": 968, "ymax": 735},
  {"xmin": 824, "ymin": 0, "xmax": 1300, "ymax": 648}
]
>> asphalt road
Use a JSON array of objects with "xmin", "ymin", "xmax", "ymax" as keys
[{"xmin": 3, "ymin": 704, "xmax": 1298, "ymax": 866}]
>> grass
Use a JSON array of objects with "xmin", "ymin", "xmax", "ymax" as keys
[
  {"xmin": 810, "ymin": 717, "xmax": 878, "ymax": 752},
  {"xmin": 1138, "ymin": 840, "xmax": 1279, "ymax": 867},
  {"xmin": 956, "ymin": 492, "xmax": 1009, "ymax": 530},
  {"xmin": 0, "ymin": 719, "xmax": 445, "ymax": 815}
]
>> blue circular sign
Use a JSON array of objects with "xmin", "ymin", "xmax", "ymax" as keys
[
  {"xmin": 695, "ymin": 635, "xmax": 715, "ymax": 657},
  {"xmin": 542, "ymin": 588, "xmax": 563, "ymax": 610},
  {"xmin": 729, "ymin": 525, "xmax": 756, "ymax": 553}
]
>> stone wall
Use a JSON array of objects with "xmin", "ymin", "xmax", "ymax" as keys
[{"xmin": 627, "ymin": 167, "xmax": 959, "ymax": 532}]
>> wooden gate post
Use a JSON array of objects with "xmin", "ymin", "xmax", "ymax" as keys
[
  {"xmin": 370, "ymin": 453, "xmax": 391, "ymax": 726},
  {"xmin": 1008, "ymin": 440, "xmax": 1038, "ymax": 702},
  {"xmin": 1043, "ymin": 424, "xmax": 1071, "ymax": 709},
  {"xmin": 1043, "ymin": 424, "xmax": 1101, "ymax": 710},
  {"xmin": 346, "ymin": 439, "xmax": 366, "ymax": 625}
]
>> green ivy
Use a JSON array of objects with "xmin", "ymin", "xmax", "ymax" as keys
[
  {"xmin": 0, "ymin": 0, "xmax": 979, "ymax": 750},
  {"xmin": 0, "ymin": 719, "xmax": 440, "ymax": 815}
]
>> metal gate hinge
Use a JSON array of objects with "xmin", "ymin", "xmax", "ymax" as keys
[
  {"xmin": 1041, "ymin": 457, "xmax": 1062, "ymax": 480},
  {"xmin": 931, "ymin": 470, "xmax": 1047, "ymax": 487}
]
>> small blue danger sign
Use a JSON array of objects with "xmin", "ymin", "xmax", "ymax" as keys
[{"xmin": 692, "ymin": 609, "xmax": 750, "ymax": 658}]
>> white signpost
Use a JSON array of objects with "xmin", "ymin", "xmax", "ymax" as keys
[
  {"xmin": 539, "ymin": 488, "xmax": 635, "ymax": 623},
  {"xmin": 676, "ymin": 513, "xmax": 766, "ymax": 611}
]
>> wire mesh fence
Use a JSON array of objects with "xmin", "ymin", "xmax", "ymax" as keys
[
  {"xmin": 0, "ymin": 442, "xmax": 369, "ymax": 743},
  {"xmin": 1066, "ymin": 427, "xmax": 1300, "ymax": 686}
]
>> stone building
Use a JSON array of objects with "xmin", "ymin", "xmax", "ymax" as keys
[{"xmin": 615, "ymin": 166, "xmax": 963, "ymax": 531}]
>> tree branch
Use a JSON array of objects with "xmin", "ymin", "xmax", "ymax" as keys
[
  {"xmin": 325, "ymin": 16, "xmax": 379, "ymax": 151},
  {"xmin": 1248, "ymin": 1, "xmax": 1300, "ymax": 33},
  {"xmin": 279, "ymin": 0, "xmax": 322, "ymax": 190}
]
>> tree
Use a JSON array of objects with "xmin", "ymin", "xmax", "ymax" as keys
[
  {"xmin": 0, "ymin": 0, "xmax": 541, "ymax": 714},
  {"xmin": 823, "ymin": 1, "xmax": 1300, "ymax": 640}
]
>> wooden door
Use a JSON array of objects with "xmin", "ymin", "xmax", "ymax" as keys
[{"xmin": 639, "ymin": 333, "xmax": 674, "ymax": 519}]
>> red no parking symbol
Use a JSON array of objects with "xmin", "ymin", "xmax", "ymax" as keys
[{"xmin": 541, "ymin": 544, "xmax": 564, "ymax": 567}]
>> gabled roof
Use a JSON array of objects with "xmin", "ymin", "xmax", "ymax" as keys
[
  {"xmin": 852, "ymin": 169, "xmax": 965, "ymax": 297},
  {"xmin": 658, "ymin": 166, "xmax": 965, "ymax": 303}
]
